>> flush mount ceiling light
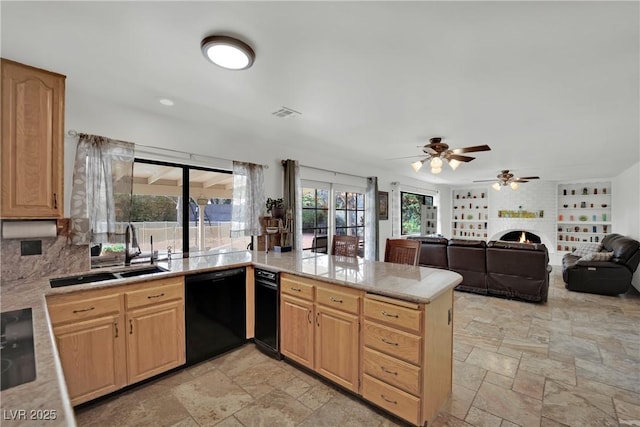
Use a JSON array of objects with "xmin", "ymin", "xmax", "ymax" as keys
[
  {"xmin": 201, "ymin": 35, "xmax": 255, "ymax": 70},
  {"xmin": 409, "ymin": 137, "xmax": 491, "ymax": 174}
]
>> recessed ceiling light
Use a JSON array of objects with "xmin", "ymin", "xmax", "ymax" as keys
[
  {"xmin": 159, "ymin": 98, "xmax": 174, "ymax": 106},
  {"xmin": 201, "ymin": 35, "xmax": 255, "ymax": 70}
]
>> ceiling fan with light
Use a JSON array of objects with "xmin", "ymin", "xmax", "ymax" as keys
[
  {"xmin": 474, "ymin": 170, "xmax": 540, "ymax": 191},
  {"xmin": 409, "ymin": 137, "xmax": 491, "ymax": 174}
]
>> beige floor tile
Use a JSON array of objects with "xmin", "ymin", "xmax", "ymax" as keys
[
  {"xmin": 454, "ymin": 359, "xmax": 488, "ymax": 391},
  {"xmin": 484, "ymin": 372, "xmax": 515, "ymax": 390},
  {"xmin": 519, "ymin": 353, "xmax": 576, "ymax": 386},
  {"xmin": 465, "ymin": 347, "xmax": 520, "ymax": 378},
  {"xmin": 473, "ymin": 382, "xmax": 542, "ymax": 427},
  {"xmin": 542, "ymin": 380, "xmax": 617, "ymax": 427},
  {"xmin": 512, "ymin": 369, "xmax": 545, "ymax": 400},
  {"xmin": 575, "ymin": 357, "xmax": 640, "ymax": 394},
  {"xmin": 233, "ymin": 389, "xmax": 313, "ymax": 427},
  {"xmin": 465, "ymin": 406, "xmax": 503, "ymax": 427},
  {"xmin": 443, "ymin": 383, "xmax": 478, "ymax": 420},
  {"xmin": 614, "ymin": 398, "xmax": 640, "ymax": 426}
]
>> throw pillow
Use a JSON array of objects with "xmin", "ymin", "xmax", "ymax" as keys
[
  {"xmin": 579, "ymin": 251, "xmax": 614, "ymax": 262},
  {"xmin": 572, "ymin": 242, "xmax": 603, "ymax": 258}
]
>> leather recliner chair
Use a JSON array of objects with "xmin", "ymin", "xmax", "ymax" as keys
[
  {"xmin": 486, "ymin": 241, "xmax": 550, "ymax": 303},
  {"xmin": 447, "ymin": 239, "xmax": 488, "ymax": 295},
  {"xmin": 562, "ymin": 233, "xmax": 640, "ymax": 295},
  {"xmin": 407, "ymin": 236, "xmax": 448, "ymax": 269}
]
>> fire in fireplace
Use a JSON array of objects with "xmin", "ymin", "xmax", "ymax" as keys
[{"xmin": 500, "ymin": 231, "xmax": 541, "ymax": 244}]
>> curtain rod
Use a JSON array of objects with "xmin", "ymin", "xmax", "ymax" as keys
[
  {"xmin": 67, "ymin": 130, "xmax": 268, "ymax": 169},
  {"xmin": 298, "ymin": 163, "xmax": 370, "ymax": 180}
]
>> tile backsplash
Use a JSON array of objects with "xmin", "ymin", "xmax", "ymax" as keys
[{"xmin": 1, "ymin": 234, "xmax": 89, "ymax": 283}]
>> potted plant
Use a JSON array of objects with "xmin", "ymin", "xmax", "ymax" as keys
[{"xmin": 266, "ymin": 197, "xmax": 285, "ymax": 219}]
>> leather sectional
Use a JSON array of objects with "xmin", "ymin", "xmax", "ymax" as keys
[
  {"xmin": 562, "ymin": 233, "xmax": 640, "ymax": 295},
  {"xmin": 408, "ymin": 237, "xmax": 551, "ymax": 303}
]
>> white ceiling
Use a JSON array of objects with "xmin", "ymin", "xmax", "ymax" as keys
[{"xmin": 2, "ymin": 1, "xmax": 638, "ymax": 185}]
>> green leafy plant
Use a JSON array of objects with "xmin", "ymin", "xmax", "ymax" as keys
[{"xmin": 266, "ymin": 197, "xmax": 284, "ymax": 213}]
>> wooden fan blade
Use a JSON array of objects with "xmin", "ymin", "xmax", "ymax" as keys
[
  {"xmin": 448, "ymin": 154, "xmax": 475, "ymax": 162},
  {"xmin": 452, "ymin": 144, "xmax": 491, "ymax": 154},
  {"xmin": 517, "ymin": 176, "xmax": 540, "ymax": 180},
  {"xmin": 514, "ymin": 179, "xmax": 529, "ymax": 183}
]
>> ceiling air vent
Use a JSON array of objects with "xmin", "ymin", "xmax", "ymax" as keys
[{"xmin": 272, "ymin": 106, "xmax": 301, "ymax": 118}]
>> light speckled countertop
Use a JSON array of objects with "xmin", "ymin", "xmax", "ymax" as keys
[{"xmin": 0, "ymin": 250, "xmax": 462, "ymax": 426}]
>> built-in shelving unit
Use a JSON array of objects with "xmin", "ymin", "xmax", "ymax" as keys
[
  {"xmin": 451, "ymin": 188, "xmax": 488, "ymax": 240},
  {"xmin": 556, "ymin": 181, "xmax": 612, "ymax": 253},
  {"xmin": 420, "ymin": 205, "xmax": 438, "ymax": 235}
]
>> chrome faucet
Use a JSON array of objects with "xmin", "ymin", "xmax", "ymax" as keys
[{"xmin": 124, "ymin": 223, "xmax": 141, "ymax": 266}]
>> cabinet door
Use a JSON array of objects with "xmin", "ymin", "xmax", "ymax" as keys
[
  {"xmin": 315, "ymin": 305, "xmax": 359, "ymax": 392},
  {"xmin": 53, "ymin": 314, "xmax": 126, "ymax": 406},
  {"xmin": 126, "ymin": 299, "xmax": 185, "ymax": 384},
  {"xmin": 280, "ymin": 294, "xmax": 314, "ymax": 369},
  {"xmin": 1, "ymin": 59, "xmax": 64, "ymax": 218}
]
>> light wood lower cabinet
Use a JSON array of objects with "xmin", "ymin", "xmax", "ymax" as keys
[
  {"xmin": 126, "ymin": 299, "xmax": 184, "ymax": 384},
  {"xmin": 52, "ymin": 313, "xmax": 126, "ymax": 405},
  {"xmin": 362, "ymin": 290, "xmax": 453, "ymax": 426},
  {"xmin": 280, "ymin": 274, "xmax": 361, "ymax": 393},
  {"xmin": 280, "ymin": 273, "xmax": 454, "ymax": 427},
  {"xmin": 47, "ymin": 276, "xmax": 185, "ymax": 405}
]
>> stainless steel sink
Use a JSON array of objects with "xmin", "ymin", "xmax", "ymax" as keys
[{"xmin": 49, "ymin": 266, "xmax": 168, "ymax": 287}]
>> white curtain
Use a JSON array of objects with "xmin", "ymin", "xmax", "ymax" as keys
[
  {"xmin": 231, "ymin": 161, "xmax": 265, "ymax": 237},
  {"xmin": 69, "ymin": 134, "xmax": 135, "ymax": 244},
  {"xmin": 390, "ymin": 182, "xmax": 401, "ymax": 237},
  {"xmin": 365, "ymin": 177, "xmax": 379, "ymax": 260}
]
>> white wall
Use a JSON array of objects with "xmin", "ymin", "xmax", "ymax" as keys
[
  {"xmin": 612, "ymin": 161, "xmax": 640, "ymax": 291},
  {"xmin": 62, "ymin": 90, "xmax": 441, "ymax": 260}
]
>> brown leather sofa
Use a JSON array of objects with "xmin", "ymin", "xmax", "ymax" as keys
[
  {"xmin": 410, "ymin": 236, "xmax": 448, "ymax": 269},
  {"xmin": 408, "ymin": 236, "xmax": 550, "ymax": 303},
  {"xmin": 562, "ymin": 233, "xmax": 640, "ymax": 295},
  {"xmin": 486, "ymin": 241, "xmax": 550, "ymax": 303},
  {"xmin": 447, "ymin": 239, "xmax": 487, "ymax": 295}
]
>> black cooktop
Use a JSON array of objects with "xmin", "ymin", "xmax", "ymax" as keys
[{"xmin": 1, "ymin": 308, "xmax": 36, "ymax": 391}]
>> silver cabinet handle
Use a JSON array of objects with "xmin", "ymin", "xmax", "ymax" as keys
[
  {"xmin": 381, "ymin": 338, "xmax": 399, "ymax": 346},
  {"xmin": 307, "ymin": 309, "xmax": 312, "ymax": 324},
  {"xmin": 381, "ymin": 366, "xmax": 398, "ymax": 375},
  {"xmin": 315, "ymin": 312, "xmax": 320, "ymax": 327},
  {"xmin": 290, "ymin": 287, "xmax": 301, "ymax": 292},
  {"xmin": 381, "ymin": 394, "xmax": 397, "ymax": 404},
  {"xmin": 129, "ymin": 319, "xmax": 133, "ymax": 335},
  {"xmin": 381, "ymin": 310, "xmax": 399, "ymax": 318},
  {"xmin": 329, "ymin": 296, "xmax": 343, "ymax": 303},
  {"xmin": 114, "ymin": 321, "xmax": 119, "ymax": 338},
  {"xmin": 73, "ymin": 306, "xmax": 95, "ymax": 314}
]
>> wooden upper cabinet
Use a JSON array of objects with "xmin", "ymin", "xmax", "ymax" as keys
[{"xmin": 1, "ymin": 58, "xmax": 65, "ymax": 218}]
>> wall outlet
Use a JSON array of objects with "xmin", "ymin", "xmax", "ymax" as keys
[{"xmin": 21, "ymin": 240, "xmax": 42, "ymax": 256}]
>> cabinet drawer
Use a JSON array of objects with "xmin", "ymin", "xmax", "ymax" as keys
[
  {"xmin": 363, "ymin": 347, "xmax": 421, "ymax": 396},
  {"xmin": 364, "ymin": 297, "xmax": 422, "ymax": 333},
  {"xmin": 362, "ymin": 374, "xmax": 420, "ymax": 426},
  {"xmin": 363, "ymin": 320, "xmax": 421, "ymax": 365},
  {"xmin": 48, "ymin": 294, "xmax": 121, "ymax": 325},
  {"xmin": 125, "ymin": 281, "xmax": 183, "ymax": 310},
  {"xmin": 316, "ymin": 286, "xmax": 359, "ymax": 315},
  {"xmin": 281, "ymin": 277, "xmax": 314, "ymax": 301}
]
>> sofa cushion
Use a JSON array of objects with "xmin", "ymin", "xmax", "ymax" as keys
[
  {"xmin": 408, "ymin": 236, "xmax": 448, "ymax": 269},
  {"xmin": 572, "ymin": 242, "xmax": 603, "ymax": 258},
  {"xmin": 579, "ymin": 251, "xmax": 614, "ymax": 262},
  {"xmin": 601, "ymin": 234, "xmax": 640, "ymax": 266}
]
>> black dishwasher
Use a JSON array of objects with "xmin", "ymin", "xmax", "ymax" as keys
[
  {"xmin": 185, "ymin": 268, "xmax": 246, "ymax": 366},
  {"xmin": 254, "ymin": 268, "xmax": 281, "ymax": 359}
]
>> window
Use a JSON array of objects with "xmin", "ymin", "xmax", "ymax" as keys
[
  {"xmin": 401, "ymin": 191, "xmax": 433, "ymax": 235},
  {"xmin": 302, "ymin": 187, "xmax": 329, "ymax": 252},
  {"xmin": 93, "ymin": 159, "xmax": 249, "ymax": 266},
  {"xmin": 302, "ymin": 184, "xmax": 365, "ymax": 255}
]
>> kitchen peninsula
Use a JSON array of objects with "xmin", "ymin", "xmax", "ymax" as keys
[{"xmin": 0, "ymin": 250, "xmax": 462, "ymax": 427}]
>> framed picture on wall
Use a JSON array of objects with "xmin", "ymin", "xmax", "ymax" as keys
[{"xmin": 379, "ymin": 191, "xmax": 389, "ymax": 220}]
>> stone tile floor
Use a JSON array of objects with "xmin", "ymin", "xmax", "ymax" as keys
[{"xmin": 75, "ymin": 269, "xmax": 640, "ymax": 426}]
